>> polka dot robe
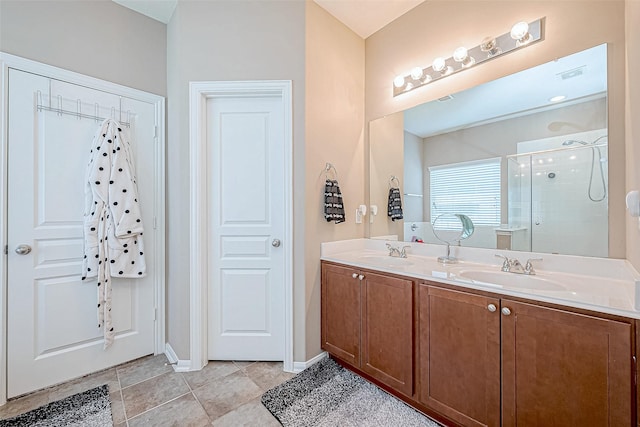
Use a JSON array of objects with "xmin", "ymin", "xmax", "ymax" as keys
[{"xmin": 82, "ymin": 119, "xmax": 146, "ymax": 349}]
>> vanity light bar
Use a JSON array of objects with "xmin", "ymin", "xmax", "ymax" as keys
[{"xmin": 392, "ymin": 18, "xmax": 544, "ymax": 97}]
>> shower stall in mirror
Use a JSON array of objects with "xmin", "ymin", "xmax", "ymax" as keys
[{"xmin": 507, "ymin": 129, "xmax": 608, "ymax": 257}]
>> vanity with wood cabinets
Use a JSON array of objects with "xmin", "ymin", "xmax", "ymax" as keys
[{"xmin": 321, "ymin": 259, "xmax": 636, "ymax": 427}]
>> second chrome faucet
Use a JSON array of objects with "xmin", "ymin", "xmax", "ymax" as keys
[{"xmin": 495, "ymin": 254, "xmax": 542, "ymax": 275}]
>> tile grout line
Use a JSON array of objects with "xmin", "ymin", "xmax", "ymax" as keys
[
  {"xmin": 114, "ymin": 362, "xmax": 128, "ymax": 426},
  {"xmin": 179, "ymin": 372, "xmax": 214, "ymax": 424},
  {"xmin": 125, "ymin": 390, "xmax": 194, "ymax": 424}
]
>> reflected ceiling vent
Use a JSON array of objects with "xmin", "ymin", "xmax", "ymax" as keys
[
  {"xmin": 437, "ymin": 95, "xmax": 454, "ymax": 102},
  {"xmin": 558, "ymin": 66, "xmax": 586, "ymax": 80}
]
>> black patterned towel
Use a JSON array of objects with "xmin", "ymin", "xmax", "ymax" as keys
[
  {"xmin": 388, "ymin": 187, "xmax": 403, "ymax": 221},
  {"xmin": 324, "ymin": 179, "xmax": 345, "ymax": 224}
]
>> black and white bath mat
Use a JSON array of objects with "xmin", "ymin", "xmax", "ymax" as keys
[
  {"xmin": 0, "ymin": 385, "xmax": 112, "ymax": 427},
  {"xmin": 261, "ymin": 357, "xmax": 440, "ymax": 427}
]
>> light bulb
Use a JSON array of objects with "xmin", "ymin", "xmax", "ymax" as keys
[
  {"xmin": 510, "ymin": 21, "xmax": 531, "ymax": 45},
  {"xmin": 480, "ymin": 36, "xmax": 501, "ymax": 57},
  {"xmin": 453, "ymin": 47, "xmax": 468, "ymax": 62},
  {"xmin": 432, "ymin": 57, "xmax": 446, "ymax": 72},
  {"xmin": 410, "ymin": 67, "xmax": 424, "ymax": 80},
  {"xmin": 393, "ymin": 75, "xmax": 406, "ymax": 88},
  {"xmin": 453, "ymin": 47, "xmax": 475, "ymax": 68}
]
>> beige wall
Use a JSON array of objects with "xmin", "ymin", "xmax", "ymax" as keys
[
  {"xmin": 365, "ymin": 1, "xmax": 627, "ymax": 260},
  {"xmin": 304, "ymin": 1, "xmax": 365, "ymax": 359},
  {"xmin": 0, "ymin": 0, "xmax": 166, "ymax": 97},
  {"xmin": 625, "ymin": 0, "xmax": 640, "ymax": 269},
  {"xmin": 167, "ymin": 0, "xmax": 307, "ymax": 359}
]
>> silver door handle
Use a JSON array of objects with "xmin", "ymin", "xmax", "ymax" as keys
[
  {"xmin": 15, "ymin": 244, "xmax": 32, "ymax": 255},
  {"xmin": 272, "ymin": 239, "xmax": 281, "ymax": 247}
]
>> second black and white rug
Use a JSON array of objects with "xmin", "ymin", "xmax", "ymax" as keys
[{"xmin": 261, "ymin": 357, "xmax": 439, "ymax": 427}]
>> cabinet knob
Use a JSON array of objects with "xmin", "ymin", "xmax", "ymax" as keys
[
  {"xmin": 358, "ymin": 274, "xmax": 365, "ymax": 281},
  {"xmin": 352, "ymin": 273, "xmax": 358, "ymax": 279},
  {"xmin": 502, "ymin": 307, "xmax": 512, "ymax": 316},
  {"xmin": 487, "ymin": 304, "xmax": 497, "ymax": 312}
]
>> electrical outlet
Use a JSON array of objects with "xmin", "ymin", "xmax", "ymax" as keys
[{"xmin": 355, "ymin": 208, "xmax": 363, "ymax": 224}]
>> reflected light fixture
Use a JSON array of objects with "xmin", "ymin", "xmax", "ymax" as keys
[
  {"xmin": 393, "ymin": 17, "xmax": 544, "ymax": 96},
  {"xmin": 549, "ymin": 95, "xmax": 566, "ymax": 103}
]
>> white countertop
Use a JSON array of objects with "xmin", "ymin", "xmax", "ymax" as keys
[{"xmin": 321, "ymin": 239, "xmax": 640, "ymax": 320}]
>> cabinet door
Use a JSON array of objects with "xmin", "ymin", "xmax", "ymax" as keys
[
  {"xmin": 361, "ymin": 271, "xmax": 414, "ymax": 396},
  {"xmin": 418, "ymin": 285, "xmax": 501, "ymax": 427},
  {"xmin": 501, "ymin": 300, "xmax": 632, "ymax": 427},
  {"xmin": 321, "ymin": 263, "xmax": 361, "ymax": 367}
]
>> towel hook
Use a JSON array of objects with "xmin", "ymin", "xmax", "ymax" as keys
[
  {"xmin": 322, "ymin": 162, "xmax": 338, "ymax": 181},
  {"xmin": 389, "ymin": 175, "xmax": 400, "ymax": 188}
]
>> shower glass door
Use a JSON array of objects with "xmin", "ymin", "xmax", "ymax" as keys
[{"xmin": 507, "ymin": 130, "xmax": 608, "ymax": 257}]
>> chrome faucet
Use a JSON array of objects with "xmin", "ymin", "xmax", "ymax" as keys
[
  {"xmin": 386, "ymin": 243, "xmax": 410, "ymax": 258},
  {"xmin": 495, "ymin": 254, "xmax": 541, "ymax": 275}
]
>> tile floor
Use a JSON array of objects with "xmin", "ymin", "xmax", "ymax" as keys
[{"xmin": 0, "ymin": 354, "xmax": 295, "ymax": 426}]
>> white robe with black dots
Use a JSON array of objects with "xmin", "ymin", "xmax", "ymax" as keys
[{"xmin": 82, "ymin": 118, "xmax": 146, "ymax": 349}]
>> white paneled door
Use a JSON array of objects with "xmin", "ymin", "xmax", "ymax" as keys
[
  {"xmin": 6, "ymin": 69, "xmax": 159, "ymax": 397},
  {"xmin": 207, "ymin": 95, "xmax": 285, "ymax": 361}
]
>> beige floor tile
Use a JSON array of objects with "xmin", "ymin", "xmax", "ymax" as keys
[
  {"xmin": 181, "ymin": 361, "xmax": 239, "ymax": 390},
  {"xmin": 233, "ymin": 361, "xmax": 257, "ymax": 369},
  {"xmin": 212, "ymin": 397, "xmax": 281, "ymax": 427},
  {"xmin": 0, "ymin": 389, "xmax": 49, "ymax": 420},
  {"xmin": 192, "ymin": 371, "xmax": 263, "ymax": 420},
  {"xmin": 128, "ymin": 393, "xmax": 210, "ymax": 427},
  {"xmin": 244, "ymin": 361, "xmax": 295, "ymax": 391},
  {"xmin": 48, "ymin": 368, "xmax": 120, "ymax": 402},
  {"xmin": 121, "ymin": 371, "xmax": 190, "ymax": 418},
  {"xmin": 117, "ymin": 354, "xmax": 172, "ymax": 388},
  {"xmin": 110, "ymin": 390, "xmax": 126, "ymax": 425}
]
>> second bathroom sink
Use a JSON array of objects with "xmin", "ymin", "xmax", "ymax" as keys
[{"xmin": 453, "ymin": 269, "xmax": 567, "ymax": 291}]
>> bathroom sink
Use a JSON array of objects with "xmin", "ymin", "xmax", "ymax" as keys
[
  {"xmin": 454, "ymin": 270, "xmax": 566, "ymax": 291},
  {"xmin": 360, "ymin": 255, "xmax": 414, "ymax": 267}
]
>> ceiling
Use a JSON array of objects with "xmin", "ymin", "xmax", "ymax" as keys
[
  {"xmin": 313, "ymin": 0, "xmax": 425, "ymax": 38},
  {"xmin": 112, "ymin": 0, "xmax": 177, "ymax": 24},
  {"xmin": 112, "ymin": 0, "xmax": 424, "ymax": 38}
]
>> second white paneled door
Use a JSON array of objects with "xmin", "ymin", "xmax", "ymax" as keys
[{"xmin": 207, "ymin": 93, "xmax": 286, "ymax": 361}]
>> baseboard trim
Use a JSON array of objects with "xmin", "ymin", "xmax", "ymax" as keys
[
  {"xmin": 164, "ymin": 343, "xmax": 193, "ymax": 372},
  {"xmin": 292, "ymin": 351, "xmax": 328, "ymax": 373}
]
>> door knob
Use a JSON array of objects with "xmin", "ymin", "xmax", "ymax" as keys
[
  {"xmin": 271, "ymin": 239, "xmax": 281, "ymax": 247},
  {"xmin": 487, "ymin": 304, "xmax": 497, "ymax": 312},
  {"xmin": 502, "ymin": 307, "xmax": 512, "ymax": 316},
  {"xmin": 352, "ymin": 273, "xmax": 358, "ymax": 279},
  {"xmin": 15, "ymin": 244, "xmax": 32, "ymax": 255}
]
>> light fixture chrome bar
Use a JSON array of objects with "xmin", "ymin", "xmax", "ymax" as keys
[{"xmin": 393, "ymin": 17, "xmax": 545, "ymax": 97}]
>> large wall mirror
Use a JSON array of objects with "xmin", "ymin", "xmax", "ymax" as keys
[{"xmin": 369, "ymin": 44, "xmax": 610, "ymax": 258}]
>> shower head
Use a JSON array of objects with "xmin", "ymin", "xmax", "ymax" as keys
[{"xmin": 562, "ymin": 139, "xmax": 589, "ymax": 146}]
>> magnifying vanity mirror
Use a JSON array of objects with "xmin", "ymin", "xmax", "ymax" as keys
[
  {"xmin": 369, "ymin": 44, "xmax": 610, "ymax": 258},
  {"xmin": 432, "ymin": 213, "xmax": 475, "ymax": 263}
]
